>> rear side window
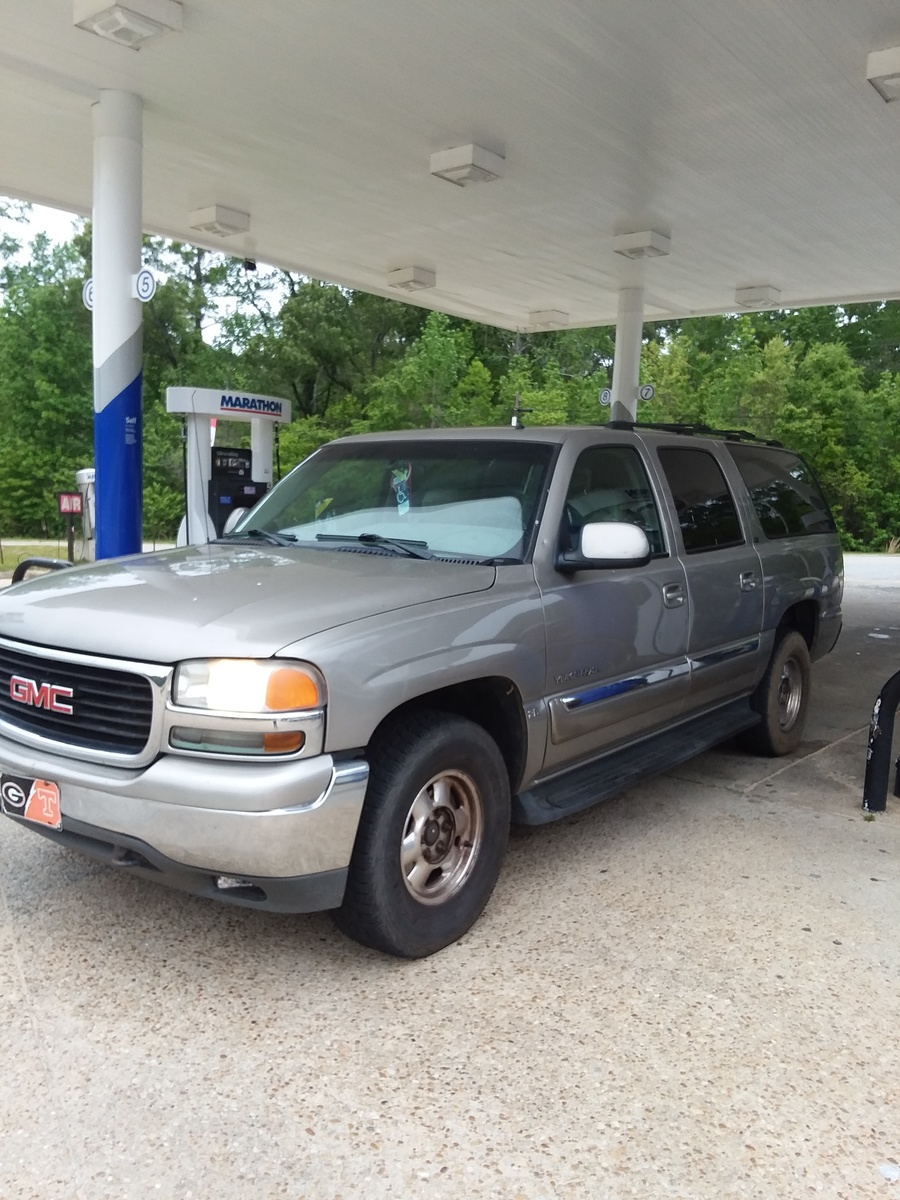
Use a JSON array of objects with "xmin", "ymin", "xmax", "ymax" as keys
[
  {"xmin": 727, "ymin": 444, "xmax": 835, "ymax": 539},
  {"xmin": 657, "ymin": 447, "xmax": 744, "ymax": 554}
]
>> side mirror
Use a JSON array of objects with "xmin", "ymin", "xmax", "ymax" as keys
[
  {"xmin": 222, "ymin": 507, "xmax": 250, "ymax": 536},
  {"xmin": 556, "ymin": 521, "xmax": 652, "ymax": 573}
]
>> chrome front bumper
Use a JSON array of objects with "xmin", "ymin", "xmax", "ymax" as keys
[{"xmin": 0, "ymin": 730, "xmax": 369, "ymax": 881}]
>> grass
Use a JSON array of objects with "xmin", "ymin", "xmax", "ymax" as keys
[{"xmin": 0, "ymin": 540, "xmax": 84, "ymax": 580}]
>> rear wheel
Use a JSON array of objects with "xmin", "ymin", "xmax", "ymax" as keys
[
  {"xmin": 334, "ymin": 711, "xmax": 510, "ymax": 958},
  {"xmin": 739, "ymin": 629, "xmax": 811, "ymax": 756}
]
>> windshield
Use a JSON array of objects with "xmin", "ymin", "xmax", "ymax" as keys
[{"xmin": 229, "ymin": 439, "xmax": 555, "ymax": 561}]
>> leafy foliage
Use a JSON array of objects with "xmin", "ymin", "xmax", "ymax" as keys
[{"xmin": 1, "ymin": 205, "xmax": 900, "ymax": 547}]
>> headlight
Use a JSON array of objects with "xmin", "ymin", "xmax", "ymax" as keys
[{"xmin": 173, "ymin": 659, "xmax": 324, "ymax": 713}]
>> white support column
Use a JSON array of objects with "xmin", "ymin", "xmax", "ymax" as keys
[
  {"xmin": 609, "ymin": 286, "xmax": 645, "ymax": 424},
  {"xmin": 250, "ymin": 418, "xmax": 274, "ymax": 487},
  {"xmin": 184, "ymin": 414, "xmax": 214, "ymax": 545},
  {"xmin": 92, "ymin": 90, "xmax": 144, "ymax": 558}
]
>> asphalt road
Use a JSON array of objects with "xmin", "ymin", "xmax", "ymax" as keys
[{"xmin": 1, "ymin": 567, "xmax": 899, "ymax": 1199}]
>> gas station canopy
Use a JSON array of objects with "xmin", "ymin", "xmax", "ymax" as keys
[{"xmin": 3, "ymin": 1, "xmax": 900, "ymax": 330}]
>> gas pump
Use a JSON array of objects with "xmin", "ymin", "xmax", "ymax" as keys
[
  {"xmin": 165, "ymin": 388, "xmax": 292, "ymax": 546},
  {"xmin": 208, "ymin": 446, "xmax": 268, "ymax": 536},
  {"xmin": 75, "ymin": 467, "xmax": 96, "ymax": 560}
]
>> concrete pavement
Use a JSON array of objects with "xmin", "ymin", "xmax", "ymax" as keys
[{"xmin": 1, "ymin": 569, "xmax": 899, "ymax": 1198}]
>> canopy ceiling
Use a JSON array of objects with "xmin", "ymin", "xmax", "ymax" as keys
[{"xmin": 2, "ymin": 1, "xmax": 900, "ymax": 330}]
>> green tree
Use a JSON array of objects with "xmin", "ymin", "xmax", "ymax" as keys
[
  {"xmin": 0, "ymin": 233, "xmax": 92, "ymax": 534},
  {"xmin": 773, "ymin": 343, "xmax": 878, "ymax": 546},
  {"xmin": 233, "ymin": 281, "xmax": 428, "ymax": 421},
  {"xmin": 363, "ymin": 311, "xmax": 480, "ymax": 431},
  {"xmin": 8, "ymin": 198, "xmax": 900, "ymax": 550}
]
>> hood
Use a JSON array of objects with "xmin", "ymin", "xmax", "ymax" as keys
[{"xmin": 0, "ymin": 544, "xmax": 496, "ymax": 663}]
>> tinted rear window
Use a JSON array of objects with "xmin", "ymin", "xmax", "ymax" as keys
[
  {"xmin": 727, "ymin": 444, "xmax": 835, "ymax": 539},
  {"xmin": 657, "ymin": 447, "xmax": 744, "ymax": 553}
]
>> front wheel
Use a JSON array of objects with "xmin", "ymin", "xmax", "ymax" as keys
[
  {"xmin": 739, "ymin": 629, "xmax": 811, "ymax": 756},
  {"xmin": 334, "ymin": 711, "xmax": 511, "ymax": 958}
]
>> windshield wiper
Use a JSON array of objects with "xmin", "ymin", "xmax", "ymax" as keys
[
  {"xmin": 316, "ymin": 532, "xmax": 433, "ymax": 560},
  {"xmin": 221, "ymin": 528, "xmax": 298, "ymax": 547}
]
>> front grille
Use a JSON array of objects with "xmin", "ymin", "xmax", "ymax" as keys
[{"xmin": 0, "ymin": 643, "xmax": 154, "ymax": 755}]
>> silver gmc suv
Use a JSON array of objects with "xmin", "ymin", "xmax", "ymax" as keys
[{"xmin": 0, "ymin": 423, "xmax": 843, "ymax": 957}]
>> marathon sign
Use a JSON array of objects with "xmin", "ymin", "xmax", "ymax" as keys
[
  {"xmin": 165, "ymin": 387, "xmax": 291, "ymax": 423},
  {"xmin": 219, "ymin": 394, "xmax": 284, "ymax": 416}
]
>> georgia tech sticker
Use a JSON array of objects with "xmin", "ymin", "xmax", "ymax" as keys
[{"xmin": 0, "ymin": 775, "xmax": 62, "ymax": 830}]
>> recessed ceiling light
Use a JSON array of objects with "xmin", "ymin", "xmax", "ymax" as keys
[
  {"xmin": 430, "ymin": 144, "xmax": 505, "ymax": 187},
  {"xmin": 529, "ymin": 310, "xmax": 569, "ymax": 330},
  {"xmin": 387, "ymin": 266, "xmax": 436, "ymax": 291},
  {"xmin": 735, "ymin": 285, "xmax": 781, "ymax": 309},
  {"xmin": 867, "ymin": 46, "xmax": 900, "ymax": 102},
  {"xmin": 73, "ymin": 0, "xmax": 182, "ymax": 49},
  {"xmin": 189, "ymin": 205, "xmax": 251, "ymax": 237},
  {"xmin": 613, "ymin": 230, "xmax": 671, "ymax": 259}
]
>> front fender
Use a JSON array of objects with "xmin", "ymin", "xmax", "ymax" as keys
[{"xmin": 279, "ymin": 566, "xmax": 546, "ymax": 761}]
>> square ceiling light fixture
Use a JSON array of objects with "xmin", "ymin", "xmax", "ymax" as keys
[
  {"xmin": 73, "ymin": 0, "xmax": 182, "ymax": 48},
  {"xmin": 189, "ymin": 205, "xmax": 251, "ymax": 237},
  {"xmin": 387, "ymin": 266, "xmax": 436, "ymax": 291},
  {"xmin": 529, "ymin": 310, "xmax": 569, "ymax": 331},
  {"xmin": 430, "ymin": 144, "xmax": 505, "ymax": 186},
  {"xmin": 867, "ymin": 46, "xmax": 900, "ymax": 101},
  {"xmin": 613, "ymin": 230, "xmax": 671, "ymax": 260},
  {"xmin": 735, "ymin": 285, "xmax": 781, "ymax": 309}
]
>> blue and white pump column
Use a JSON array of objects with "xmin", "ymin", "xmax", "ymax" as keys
[
  {"xmin": 92, "ymin": 90, "xmax": 143, "ymax": 559},
  {"xmin": 609, "ymin": 286, "xmax": 644, "ymax": 425}
]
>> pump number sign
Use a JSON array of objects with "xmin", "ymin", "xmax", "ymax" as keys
[{"xmin": 58, "ymin": 492, "xmax": 82, "ymax": 515}]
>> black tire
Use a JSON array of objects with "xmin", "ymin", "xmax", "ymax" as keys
[
  {"xmin": 333, "ymin": 711, "xmax": 510, "ymax": 958},
  {"xmin": 739, "ymin": 629, "xmax": 811, "ymax": 756}
]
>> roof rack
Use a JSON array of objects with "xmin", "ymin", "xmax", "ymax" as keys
[{"xmin": 605, "ymin": 420, "xmax": 783, "ymax": 448}]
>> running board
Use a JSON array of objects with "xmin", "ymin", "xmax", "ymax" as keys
[{"xmin": 513, "ymin": 699, "xmax": 760, "ymax": 825}]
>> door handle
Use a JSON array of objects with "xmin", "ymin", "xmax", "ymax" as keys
[
  {"xmin": 663, "ymin": 583, "xmax": 685, "ymax": 608},
  {"xmin": 740, "ymin": 571, "xmax": 758, "ymax": 592}
]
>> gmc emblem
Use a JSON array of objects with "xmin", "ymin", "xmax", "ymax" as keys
[{"xmin": 8, "ymin": 675, "xmax": 74, "ymax": 715}]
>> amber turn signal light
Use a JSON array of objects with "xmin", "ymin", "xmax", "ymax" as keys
[
  {"xmin": 265, "ymin": 668, "xmax": 320, "ymax": 711},
  {"xmin": 263, "ymin": 731, "xmax": 305, "ymax": 753}
]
